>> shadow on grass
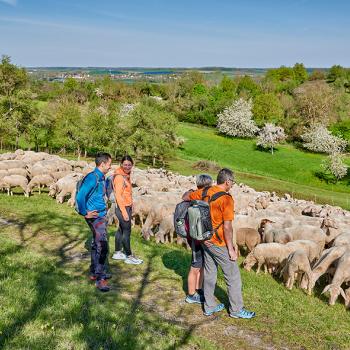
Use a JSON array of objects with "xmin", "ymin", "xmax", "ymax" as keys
[
  {"xmin": 0, "ymin": 211, "xmax": 209, "ymax": 349},
  {"xmin": 162, "ymin": 249, "xmax": 229, "ymax": 308}
]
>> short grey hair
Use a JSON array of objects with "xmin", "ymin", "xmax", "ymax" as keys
[{"xmin": 196, "ymin": 174, "xmax": 213, "ymax": 189}]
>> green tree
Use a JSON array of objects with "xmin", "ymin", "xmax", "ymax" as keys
[
  {"xmin": 124, "ymin": 99, "xmax": 178, "ymax": 165},
  {"xmin": 0, "ymin": 55, "xmax": 27, "ymax": 97},
  {"xmin": 236, "ymin": 75, "xmax": 261, "ymax": 98},
  {"xmin": 327, "ymin": 65, "xmax": 346, "ymax": 82},
  {"xmin": 252, "ymin": 93, "xmax": 284, "ymax": 126},
  {"xmin": 293, "ymin": 63, "xmax": 308, "ymax": 83}
]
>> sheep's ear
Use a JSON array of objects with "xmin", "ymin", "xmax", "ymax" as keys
[
  {"xmin": 322, "ymin": 285, "xmax": 331, "ymax": 294},
  {"xmin": 340, "ymin": 288, "xmax": 346, "ymax": 300}
]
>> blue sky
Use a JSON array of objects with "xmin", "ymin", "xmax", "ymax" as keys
[{"xmin": 0, "ymin": 0, "xmax": 349, "ymax": 67}]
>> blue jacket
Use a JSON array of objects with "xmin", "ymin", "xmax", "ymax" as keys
[{"xmin": 76, "ymin": 168, "xmax": 107, "ymax": 217}]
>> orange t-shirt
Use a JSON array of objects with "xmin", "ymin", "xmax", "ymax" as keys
[{"xmin": 189, "ymin": 185, "xmax": 234, "ymax": 247}]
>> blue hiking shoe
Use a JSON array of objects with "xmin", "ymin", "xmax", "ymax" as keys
[
  {"xmin": 185, "ymin": 292, "xmax": 204, "ymax": 304},
  {"xmin": 230, "ymin": 308, "xmax": 256, "ymax": 319},
  {"xmin": 203, "ymin": 303, "xmax": 225, "ymax": 316}
]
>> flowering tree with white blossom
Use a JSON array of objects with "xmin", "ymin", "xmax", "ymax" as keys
[
  {"xmin": 217, "ymin": 98, "xmax": 259, "ymax": 138},
  {"xmin": 256, "ymin": 123, "xmax": 286, "ymax": 154},
  {"xmin": 301, "ymin": 125, "xmax": 347, "ymax": 154},
  {"xmin": 321, "ymin": 153, "xmax": 348, "ymax": 181}
]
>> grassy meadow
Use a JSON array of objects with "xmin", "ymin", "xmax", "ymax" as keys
[
  {"xmin": 170, "ymin": 123, "xmax": 350, "ymax": 209},
  {"xmin": 1, "ymin": 193, "xmax": 350, "ymax": 350}
]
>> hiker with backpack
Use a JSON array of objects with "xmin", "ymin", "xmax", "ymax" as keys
[
  {"xmin": 182, "ymin": 168, "xmax": 255, "ymax": 319},
  {"xmin": 185, "ymin": 174, "xmax": 213, "ymax": 304},
  {"xmin": 75, "ymin": 152, "xmax": 112, "ymax": 292},
  {"xmin": 111, "ymin": 155, "xmax": 143, "ymax": 265}
]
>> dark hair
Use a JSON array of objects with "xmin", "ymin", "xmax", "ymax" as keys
[
  {"xmin": 95, "ymin": 152, "xmax": 112, "ymax": 166},
  {"xmin": 121, "ymin": 155, "xmax": 134, "ymax": 165},
  {"xmin": 217, "ymin": 168, "xmax": 234, "ymax": 185}
]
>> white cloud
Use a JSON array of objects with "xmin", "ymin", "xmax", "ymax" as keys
[{"xmin": 0, "ymin": 0, "xmax": 17, "ymax": 6}]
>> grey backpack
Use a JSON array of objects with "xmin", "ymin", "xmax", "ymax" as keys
[{"xmin": 188, "ymin": 187, "xmax": 231, "ymax": 242}]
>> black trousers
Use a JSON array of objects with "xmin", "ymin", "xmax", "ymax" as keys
[{"xmin": 115, "ymin": 206, "xmax": 132, "ymax": 256}]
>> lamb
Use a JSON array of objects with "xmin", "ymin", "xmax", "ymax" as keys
[
  {"xmin": 0, "ymin": 175, "xmax": 29, "ymax": 197},
  {"xmin": 322, "ymin": 251, "xmax": 350, "ymax": 305},
  {"xmin": 27, "ymin": 174, "xmax": 54, "ymax": 195},
  {"xmin": 236, "ymin": 228, "xmax": 261, "ymax": 257},
  {"xmin": 280, "ymin": 249, "xmax": 313, "ymax": 294},
  {"xmin": 243, "ymin": 243, "xmax": 291, "ymax": 274}
]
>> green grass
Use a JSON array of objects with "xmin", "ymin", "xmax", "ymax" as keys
[
  {"xmin": 171, "ymin": 123, "xmax": 350, "ymax": 209},
  {"xmin": 1, "ymin": 193, "xmax": 350, "ymax": 349}
]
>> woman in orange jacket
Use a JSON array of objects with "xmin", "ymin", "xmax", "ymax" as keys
[{"xmin": 111, "ymin": 155, "xmax": 143, "ymax": 265}]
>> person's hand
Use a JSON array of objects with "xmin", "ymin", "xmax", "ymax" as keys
[
  {"xmin": 85, "ymin": 210, "xmax": 99, "ymax": 219},
  {"xmin": 228, "ymin": 247, "xmax": 237, "ymax": 261},
  {"xmin": 203, "ymin": 240, "xmax": 213, "ymax": 247},
  {"xmin": 123, "ymin": 213, "xmax": 129, "ymax": 221}
]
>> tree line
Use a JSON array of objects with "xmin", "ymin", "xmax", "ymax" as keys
[{"xmin": 0, "ymin": 55, "xmax": 350, "ymax": 170}]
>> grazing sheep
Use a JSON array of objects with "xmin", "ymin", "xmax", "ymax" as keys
[
  {"xmin": 307, "ymin": 245, "xmax": 349, "ymax": 291},
  {"xmin": 332, "ymin": 233, "xmax": 350, "ymax": 247},
  {"xmin": 155, "ymin": 214, "xmax": 175, "ymax": 244},
  {"xmin": 0, "ymin": 175, "xmax": 29, "ymax": 197},
  {"xmin": 141, "ymin": 203, "xmax": 174, "ymax": 240},
  {"xmin": 27, "ymin": 174, "xmax": 54, "ymax": 195},
  {"xmin": 7, "ymin": 168, "xmax": 28, "ymax": 178},
  {"xmin": 285, "ymin": 240, "xmax": 321, "ymax": 265},
  {"xmin": 322, "ymin": 251, "xmax": 350, "ymax": 305},
  {"xmin": 280, "ymin": 249, "xmax": 313, "ymax": 294},
  {"xmin": 243, "ymin": 243, "xmax": 291, "ymax": 274},
  {"xmin": 236, "ymin": 227, "xmax": 261, "ymax": 257}
]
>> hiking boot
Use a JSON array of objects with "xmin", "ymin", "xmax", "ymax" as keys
[
  {"xmin": 230, "ymin": 308, "xmax": 256, "ymax": 319},
  {"xmin": 124, "ymin": 255, "xmax": 143, "ymax": 265},
  {"xmin": 203, "ymin": 303, "xmax": 225, "ymax": 316},
  {"xmin": 95, "ymin": 279, "xmax": 110, "ymax": 292},
  {"xmin": 89, "ymin": 273, "xmax": 112, "ymax": 281},
  {"xmin": 112, "ymin": 251, "xmax": 127, "ymax": 260},
  {"xmin": 185, "ymin": 292, "xmax": 204, "ymax": 304}
]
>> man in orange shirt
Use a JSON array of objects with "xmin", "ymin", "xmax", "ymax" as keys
[{"xmin": 183, "ymin": 168, "xmax": 255, "ymax": 319}]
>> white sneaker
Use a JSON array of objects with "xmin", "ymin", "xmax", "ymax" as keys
[
  {"xmin": 112, "ymin": 251, "xmax": 127, "ymax": 260},
  {"xmin": 124, "ymin": 255, "xmax": 143, "ymax": 265}
]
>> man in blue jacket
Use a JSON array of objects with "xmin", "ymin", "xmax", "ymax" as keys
[{"xmin": 76, "ymin": 152, "xmax": 112, "ymax": 292}]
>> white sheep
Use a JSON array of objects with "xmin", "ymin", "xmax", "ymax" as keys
[
  {"xmin": 281, "ymin": 249, "xmax": 313, "ymax": 294},
  {"xmin": 0, "ymin": 175, "xmax": 29, "ymax": 197},
  {"xmin": 27, "ymin": 174, "xmax": 54, "ymax": 195}
]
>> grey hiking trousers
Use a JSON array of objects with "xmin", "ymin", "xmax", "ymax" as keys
[{"xmin": 202, "ymin": 243, "xmax": 244, "ymax": 314}]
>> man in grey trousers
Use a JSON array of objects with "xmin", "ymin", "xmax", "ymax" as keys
[{"xmin": 183, "ymin": 168, "xmax": 255, "ymax": 319}]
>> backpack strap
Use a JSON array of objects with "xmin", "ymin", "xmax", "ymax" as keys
[
  {"xmin": 201, "ymin": 186, "xmax": 211, "ymax": 201},
  {"xmin": 114, "ymin": 174, "xmax": 128, "ymax": 190},
  {"xmin": 84, "ymin": 172, "xmax": 99, "ymax": 200},
  {"xmin": 208, "ymin": 191, "xmax": 232, "ymax": 243}
]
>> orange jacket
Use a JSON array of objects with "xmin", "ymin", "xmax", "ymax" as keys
[{"xmin": 113, "ymin": 167, "xmax": 132, "ymax": 219}]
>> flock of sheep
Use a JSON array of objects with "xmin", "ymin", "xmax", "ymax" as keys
[{"xmin": 1, "ymin": 149, "xmax": 350, "ymax": 309}]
